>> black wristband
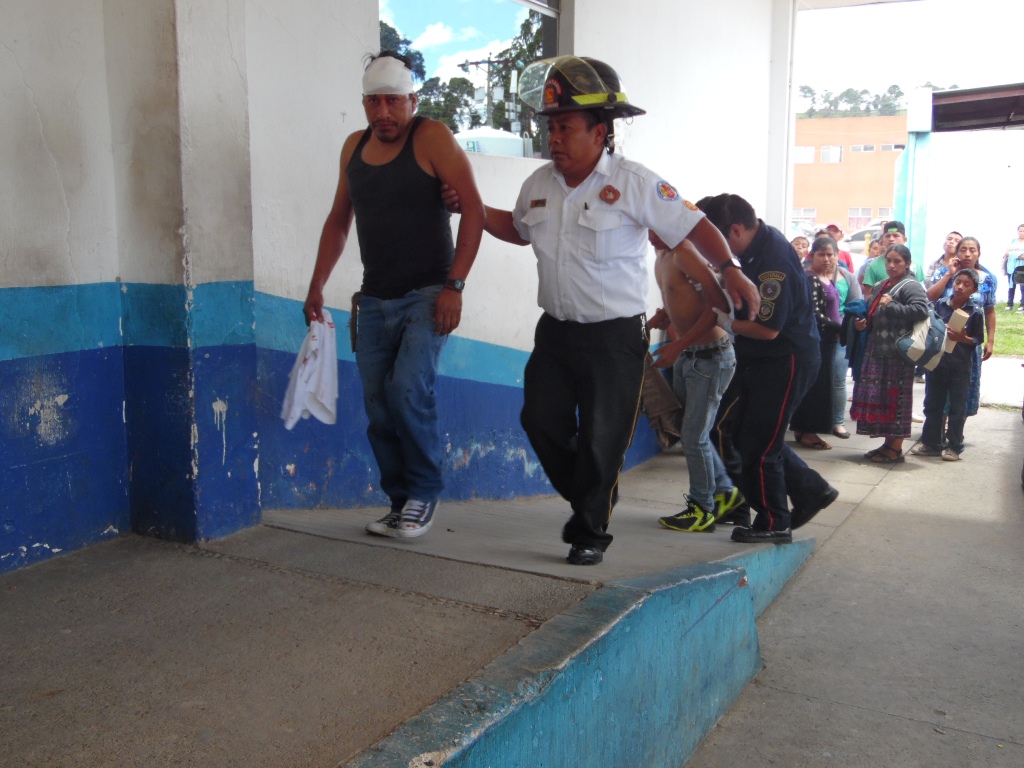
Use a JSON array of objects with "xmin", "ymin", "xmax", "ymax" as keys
[{"xmin": 719, "ymin": 260, "xmax": 739, "ymax": 271}]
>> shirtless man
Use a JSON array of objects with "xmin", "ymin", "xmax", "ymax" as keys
[{"xmin": 648, "ymin": 233, "xmax": 747, "ymax": 532}]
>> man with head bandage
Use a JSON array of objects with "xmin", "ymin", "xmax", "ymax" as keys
[{"xmin": 303, "ymin": 51, "xmax": 485, "ymax": 540}]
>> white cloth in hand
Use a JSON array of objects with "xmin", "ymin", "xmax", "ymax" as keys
[{"xmin": 281, "ymin": 309, "xmax": 338, "ymax": 430}]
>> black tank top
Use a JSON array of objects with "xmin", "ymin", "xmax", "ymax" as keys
[{"xmin": 347, "ymin": 116, "xmax": 455, "ymax": 299}]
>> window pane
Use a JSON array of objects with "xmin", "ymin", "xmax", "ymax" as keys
[
  {"xmin": 794, "ymin": 145, "xmax": 815, "ymax": 164},
  {"xmin": 821, "ymin": 145, "xmax": 842, "ymax": 163},
  {"xmin": 383, "ymin": 1, "xmax": 558, "ymax": 157}
]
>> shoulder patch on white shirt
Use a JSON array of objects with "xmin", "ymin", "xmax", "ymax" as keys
[{"xmin": 656, "ymin": 181, "xmax": 680, "ymax": 202}]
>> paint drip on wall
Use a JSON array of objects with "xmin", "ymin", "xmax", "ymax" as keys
[{"xmin": 212, "ymin": 398, "xmax": 228, "ymax": 465}]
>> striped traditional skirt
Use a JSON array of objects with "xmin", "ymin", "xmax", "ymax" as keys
[{"xmin": 850, "ymin": 336, "xmax": 916, "ymax": 438}]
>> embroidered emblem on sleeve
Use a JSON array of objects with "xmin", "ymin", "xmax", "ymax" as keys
[
  {"xmin": 759, "ymin": 279, "xmax": 782, "ymax": 301},
  {"xmin": 530, "ymin": 199, "xmax": 547, "ymax": 208},
  {"xmin": 684, "ymin": 199, "xmax": 699, "ymax": 211},
  {"xmin": 599, "ymin": 185, "xmax": 621, "ymax": 204},
  {"xmin": 758, "ymin": 300, "xmax": 775, "ymax": 321},
  {"xmin": 758, "ymin": 270, "xmax": 786, "ymax": 282},
  {"xmin": 656, "ymin": 181, "xmax": 680, "ymax": 202}
]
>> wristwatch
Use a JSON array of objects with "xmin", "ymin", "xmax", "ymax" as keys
[
  {"xmin": 719, "ymin": 260, "xmax": 739, "ymax": 272},
  {"xmin": 443, "ymin": 278, "xmax": 466, "ymax": 293}
]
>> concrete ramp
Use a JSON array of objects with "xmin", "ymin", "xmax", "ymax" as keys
[{"xmin": 346, "ymin": 541, "xmax": 813, "ymax": 768}]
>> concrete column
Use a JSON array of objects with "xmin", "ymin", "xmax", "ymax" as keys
[
  {"xmin": 765, "ymin": 0, "xmax": 796, "ymax": 229},
  {"xmin": 106, "ymin": 0, "xmax": 259, "ymax": 542},
  {"xmin": 176, "ymin": 0, "xmax": 260, "ymax": 539}
]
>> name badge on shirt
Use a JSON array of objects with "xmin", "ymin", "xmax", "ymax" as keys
[{"xmin": 530, "ymin": 199, "xmax": 547, "ymax": 208}]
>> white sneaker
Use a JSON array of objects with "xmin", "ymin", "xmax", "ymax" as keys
[
  {"xmin": 911, "ymin": 412, "xmax": 924, "ymax": 423},
  {"xmin": 941, "ymin": 448, "xmax": 961, "ymax": 462},
  {"xmin": 395, "ymin": 499, "xmax": 439, "ymax": 538},
  {"xmin": 365, "ymin": 507, "xmax": 402, "ymax": 537}
]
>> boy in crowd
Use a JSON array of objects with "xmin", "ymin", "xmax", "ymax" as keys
[
  {"xmin": 912, "ymin": 268, "xmax": 985, "ymax": 461},
  {"xmin": 648, "ymin": 233, "xmax": 748, "ymax": 532}
]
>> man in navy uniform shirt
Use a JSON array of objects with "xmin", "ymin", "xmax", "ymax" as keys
[{"xmin": 697, "ymin": 194, "xmax": 838, "ymax": 543}]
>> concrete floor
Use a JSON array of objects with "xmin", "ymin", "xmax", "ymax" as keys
[
  {"xmin": 2, "ymin": 367, "xmax": 1021, "ymax": 767},
  {"xmin": 687, "ymin": 404, "xmax": 1024, "ymax": 767}
]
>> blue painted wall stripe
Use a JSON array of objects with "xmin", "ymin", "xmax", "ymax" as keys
[
  {"xmin": 122, "ymin": 283, "xmax": 188, "ymax": 348},
  {"xmin": 1, "ymin": 284, "xmax": 531, "ymax": 389},
  {"xmin": 191, "ymin": 281, "xmax": 256, "ymax": 348},
  {"xmin": 254, "ymin": 291, "xmax": 531, "ymax": 389},
  {"xmin": 0, "ymin": 284, "xmax": 122, "ymax": 361}
]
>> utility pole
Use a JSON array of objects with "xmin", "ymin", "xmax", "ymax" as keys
[{"xmin": 459, "ymin": 56, "xmax": 517, "ymax": 127}]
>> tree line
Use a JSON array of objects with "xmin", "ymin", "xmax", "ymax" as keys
[{"xmin": 798, "ymin": 82, "xmax": 957, "ymax": 118}]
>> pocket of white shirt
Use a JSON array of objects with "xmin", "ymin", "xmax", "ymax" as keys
[
  {"xmin": 579, "ymin": 209, "xmax": 624, "ymax": 261},
  {"xmin": 520, "ymin": 206, "xmax": 550, "ymax": 229},
  {"xmin": 579, "ymin": 209, "xmax": 621, "ymax": 232}
]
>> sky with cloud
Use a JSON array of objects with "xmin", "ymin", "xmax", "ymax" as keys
[{"xmin": 380, "ymin": 0, "xmax": 529, "ymax": 88}]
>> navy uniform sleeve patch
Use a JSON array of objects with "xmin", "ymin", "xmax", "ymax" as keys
[
  {"xmin": 758, "ymin": 300, "xmax": 775, "ymax": 321},
  {"xmin": 759, "ymin": 279, "xmax": 782, "ymax": 300}
]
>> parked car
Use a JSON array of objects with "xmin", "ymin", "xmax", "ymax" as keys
[{"xmin": 843, "ymin": 225, "xmax": 881, "ymax": 254}]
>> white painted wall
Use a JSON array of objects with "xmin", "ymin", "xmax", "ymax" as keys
[
  {"xmin": 103, "ymin": 0, "xmax": 185, "ymax": 285},
  {"xmin": 0, "ymin": 0, "xmax": 119, "ymax": 288},
  {"xmin": 924, "ymin": 130, "xmax": 1024, "ymax": 294},
  {"xmin": 246, "ymin": 0, "xmax": 377, "ymax": 305},
  {"xmin": 176, "ymin": 0, "xmax": 254, "ymax": 286},
  {"xmin": 573, "ymin": 0, "xmax": 776, "ymax": 215}
]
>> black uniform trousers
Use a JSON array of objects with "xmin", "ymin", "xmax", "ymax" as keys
[
  {"xmin": 521, "ymin": 313, "xmax": 647, "ymax": 552},
  {"xmin": 712, "ymin": 351, "xmax": 832, "ymax": 531}
]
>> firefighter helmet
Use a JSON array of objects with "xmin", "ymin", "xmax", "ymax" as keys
[{"xmin": 518, "ymin": 55, "xmax": 645, "ymax": 118}]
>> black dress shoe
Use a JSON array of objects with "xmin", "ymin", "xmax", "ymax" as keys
[
  {"xmin": 566, "ymin": 546, "xmax": 604, "ymax": 565},
  {"xmin": 791, "ymin": 486, "xmax": 839, "ymax": 530},
  {"xmin": 730, "ymin": 526, "xmax": 792, "ymax": 544}
]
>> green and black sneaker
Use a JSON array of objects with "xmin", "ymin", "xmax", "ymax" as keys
[
  {"xmin": 659, "ymin": 498, "xmax": 716, "ymax": 532},
  {"xmin": 713, "ymin": 487, "xmax": 747, "ymax": 522}
]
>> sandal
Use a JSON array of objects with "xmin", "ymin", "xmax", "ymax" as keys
[
  {"xmin": 832, "ymin": 426, "xmax": 851, "ymax": 439},
  {"xmin": 868, "ymin": 446, "xmax": 904, "ymax": 464},
  {"xmin": 797, "ymin": 433, "xmax": 833, "ymax": 450}
]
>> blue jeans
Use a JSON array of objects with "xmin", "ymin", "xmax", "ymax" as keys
[
  {"xmin": 356, "ymin": 286, "xmax": 447, "ymax": 504},
  {"xmin": 672, "ymin": 341, "xmax": 736, "ymax": 512},
  {"xmin": 833, "ymin": 344, "xmax": 849, "ymax": 427}
]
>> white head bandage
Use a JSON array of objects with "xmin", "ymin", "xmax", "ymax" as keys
[{"xmin": 362, "ymin": 56, "xmax": 415, "ymax": 96}]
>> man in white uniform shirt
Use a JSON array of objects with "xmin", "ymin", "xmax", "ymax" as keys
[{"xmin": 447, "ymin": 57, "xmax": 759, "ymax": 564}]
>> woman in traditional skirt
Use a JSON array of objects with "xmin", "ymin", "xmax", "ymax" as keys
[
  {"xmin": 792, "ymin": 236, "xmax": 844, "ymax": 450},
  {"xmin": 850, "ymin": 244, "xmax": 929, "ymax": 463}
]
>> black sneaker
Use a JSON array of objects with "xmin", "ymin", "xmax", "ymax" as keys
[
  {"xmin": 730, "ymin": 526, "xmax": 792, "ymax": 544},
  {"xmin": 566, "ymin": 546, "xmax": 603, "ymax": 565},
  {"xmin": 659, "ymin": 498, "xmax": 716, "ymax": 532},
  {"xmin": 395, "ymin": 499, "xmax": 439, "ymax": 538},
  {"xmin": 717, "ymin": 505, "xmax": 752, "ymax": 527},
  {"xmin": 365, "ymin": 505, "xmax": 402, "ymax": 537},
  {"xmin": 790, "ymin": 486, "xmax": 839, "ymax": 530}
]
